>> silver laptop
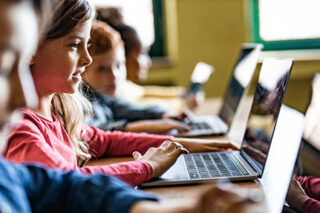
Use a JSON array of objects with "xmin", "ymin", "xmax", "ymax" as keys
[
  {"xmin": 261, "ymin": 105, "xmax": 305, "ymax": 213},
  {"xmin": 174, "ymin": 43, "xmax": 263, "ymax": 137},
  {"xmin": 141, "ymin": 58, "xmax": 293, "ymax": 187}
]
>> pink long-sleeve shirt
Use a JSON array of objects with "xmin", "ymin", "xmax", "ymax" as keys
[
  {"xmin": 296, "ymin": 176, "xmax": 320, "ymax": 213},
  {"xmin": 5, "ymin": 109, "xmax": 172, "ymax": 186}
]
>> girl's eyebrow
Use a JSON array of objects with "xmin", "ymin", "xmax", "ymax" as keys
[
  {"xmin": 69, "ymin": 35, "xmax": 84, "ymax": 40},
  {"xmin": 68, "ymin": 35, "xmax": 91, "ymax": 42}
]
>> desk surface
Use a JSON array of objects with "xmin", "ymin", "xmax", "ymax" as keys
[{"xmin": 87, "ymin": 98, "xmax": 271, "ymax": 212}]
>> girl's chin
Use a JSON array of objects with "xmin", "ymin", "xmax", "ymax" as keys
[{"xmin": 62, "ymin": 85, "xmax": 80, "ymax": 94}]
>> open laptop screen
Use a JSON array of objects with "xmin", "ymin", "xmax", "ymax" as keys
[
  {"xmin": 240, "ymin": 58, "xmax": 293, "ymax": 176},
  {"xmin": 219, "ymin": 44, "xmax": 262, "ymax": 126}
]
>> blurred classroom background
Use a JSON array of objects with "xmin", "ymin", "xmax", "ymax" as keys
[{"xmin": 91, "ymin": 0, "xmax": 320, "ymax": 113}]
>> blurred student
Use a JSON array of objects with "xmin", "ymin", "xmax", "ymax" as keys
[
  {"xmin": 96, "ymin": 7, "xmax": 202, "ymax": 112},
  {"xmin": 286, "ymin": 176, "xmax": 320, "ymax": 213},
  {"xmin": 0, "ymin": 1, "xmax": 264, "ymax": 213},
  {"xmin": 83, "ymin": 20, "xmax": 191, "ymax": 134},
  {"xmin": 5, "ymin": 0, "xmax": 237, "ymax": 187}
]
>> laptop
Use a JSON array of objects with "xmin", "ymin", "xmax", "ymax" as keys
[
  {"xmin": 260, "ymin": 105, "xmax": 305, "ymax": 213},
  {"xmin": 186, "ymin": 62, "xmax": 214, "ymax": 95},
  {"xmin": 141, "ymin": 58, "xmax": 293, "ymax": 187},
  {"xmin": 173, "ymin": 43, "xmax": 263, "ymax": 137}
]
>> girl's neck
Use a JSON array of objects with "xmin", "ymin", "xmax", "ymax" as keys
[{"xmin": 36, "ymin": 94, "xmax": 55, "ymax": 121}]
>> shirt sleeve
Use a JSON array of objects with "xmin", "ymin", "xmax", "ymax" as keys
[
  {"xmin": 97, "ymin": 120, "xmax": 129, "ymax": 131},
  {"xmin": 296, "ymin": 176, "xmax": 320, "ymax": 201},
  {"xmin": 302, "ymin": 198, "xmax": 320, "ymax": 213},
  {"xmin": 89, "ymin": 96, "xmax": 129, "ymax": 131},
  {"xmin": 6, "ymin": 121, "xmax": 172, "ymax": 186},
  {"xmin": 10, "ymin": 160, "xmax": 158, "ymax": 213},
  {"xmin": 295, "ymin": 176, "xmax": 320, "ymax": 213},
  {"xmin": 6, "ymin": 138, "xmax": 154, "ymax": 186},
  {"xmin": 83, "ymin": 125, "xmax": 173, "ymax": 158},
  {"xmin": 108, "ymin": 97, "xmax": 165, "ymax": 121}
]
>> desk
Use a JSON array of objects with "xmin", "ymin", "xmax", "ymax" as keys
[
  {"xmin": 88, "ymin": 158, "xmax": 265, "ymax": 212},
  {"xmin": 87, "ymin": 98, "xmax": 276, "ymax": 212}
]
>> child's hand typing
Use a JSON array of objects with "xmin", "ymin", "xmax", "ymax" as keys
[
  {"xmin": 133, "ymin": 140, "xmax": 189, "ymax": 178},
  {"xmin": 125, "ymin": 119, "xmax": 191, "ymax": 134}
]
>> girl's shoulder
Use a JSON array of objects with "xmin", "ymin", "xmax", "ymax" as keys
[{"xmin": 17, "ymin": 108, "xmax": 62, "ymax": 133}]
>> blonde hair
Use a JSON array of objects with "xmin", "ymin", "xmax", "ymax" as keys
[
  {"xmin": 52, "ymin": 86, "xmax": 92, "ymax": 164},
  {"xmin": 45, "ymin": 0, "xmax": 95, "ymax": 165}
]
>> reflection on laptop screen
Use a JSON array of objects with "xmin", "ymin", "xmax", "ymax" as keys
[
  {"xmin": 240, "ymin": 58, "xmax": 293, "ymax": 175},
  {"xmin": 219, "ymin": 44, "xmax": 262, "ymax": 126}
]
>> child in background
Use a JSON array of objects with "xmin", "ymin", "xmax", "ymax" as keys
[
  {"xmin": 5, "ymin": 0, "xmax": 237, "ymax": 187},
  {"xmin": 0, "ymin": 1, "xmax": 263, "ymax": 212},
  {"xmin": 286, "ymin": 176, "xmax": 320, "ymax": 213},
  {"xmin": 83, "ymin": 20, "xmax": 191, "ymax": 134},
  {"xmin": 96, "ymin": 7, "xmax": 203, "ymax": 112}
]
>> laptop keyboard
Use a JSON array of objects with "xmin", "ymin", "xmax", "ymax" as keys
[
  {"xmin": 189, "ymin": 119, "xmax": 226, "ymax": 132},
  {"xmin": 190, "ymin": 121, "xmax": 212, "ymax": 130},
  {"xmin": 184, "ymin": 152, "xmax": 249, "ymax": 179}
]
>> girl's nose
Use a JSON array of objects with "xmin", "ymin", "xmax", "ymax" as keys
[{"xmin": 80, "ymin": 48, "xmax": 93, "ymax": 67}]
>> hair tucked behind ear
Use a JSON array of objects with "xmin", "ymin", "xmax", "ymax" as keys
[{"xmin": 44, "ymin": 0, "xmax": 95, "ymax": 164}]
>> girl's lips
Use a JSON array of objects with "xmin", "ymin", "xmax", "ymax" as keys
[
  {"xmin": 72, "ymin": 70, "xmax": 84, "ymax": 76},
  {"xmin": 72, "ymin": 74, "xmax": 82, "ymax": 82},
  {"xmin": 72, "ymin": 70, "xmax": 85, "ymax": 82}
]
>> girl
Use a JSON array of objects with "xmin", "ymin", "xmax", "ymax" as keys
[
  {"xmin": 83, "ymin": 20, "xmax": 191, "ymax": 134},
  {"xmin": 5, "ymin": 0, "xmax": 237, "ymax": 187},
  {"xmin": 0, "ymin": 1, "xmax": 158, "ymax": 212}
]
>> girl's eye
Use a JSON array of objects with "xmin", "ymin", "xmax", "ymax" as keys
[
  {"xmin": 98, "ymin": 66, "xmax": 112, "ymax": 73},
  {"xmin": 98, "ymin": 66, "xmax": 107, "ymax": 72}
]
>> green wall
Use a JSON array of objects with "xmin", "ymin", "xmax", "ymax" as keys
[{"xmin": 148, "ymin": 0, "xmax": 320, "ymax": 112}]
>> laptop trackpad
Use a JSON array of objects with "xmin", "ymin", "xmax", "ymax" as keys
[{"xmin": 161, "ymin": 155, "xmax": 189, "ymax": 180}]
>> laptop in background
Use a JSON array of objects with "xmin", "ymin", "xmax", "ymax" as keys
[
  {"xmin": 173, "ymin": 43, "xmax": 263, "ymax": 137},
  {"xmin": 141, "ymin": 58, "xmax": 293, "ymax": 187},
  {"xmin": 186, "ymin": 62, "xmax": 214, "ymax": 95}
]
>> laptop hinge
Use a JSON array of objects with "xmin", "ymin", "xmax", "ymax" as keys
[{"xmin": 239, "ymin": 150, "xmax": 262, "ymax": 176}]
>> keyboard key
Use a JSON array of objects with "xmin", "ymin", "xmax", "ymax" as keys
[{"xmin": 189, "ymin": 173, "xmax": 200, "ymax": 179}]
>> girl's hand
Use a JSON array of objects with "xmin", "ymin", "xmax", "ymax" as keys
[
  {"xmin": 125, "ymin": 119, "xmax": 191, "ymax": 134},
  {"xmin": 286, "ymin": 177, "xmax": 309, "ymax": 211},
  {"xmin": 133, "ymin": 140, "xmax": 189, "ymax": 178},
  {"xmin": 172, "ymin": 137, "xmax": 239, "ymax": 153},
  {"xmin": 162, "ymin": 109, "xmax": 193, "ymax": 121}
]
